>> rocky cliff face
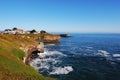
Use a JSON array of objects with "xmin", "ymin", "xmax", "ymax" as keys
[
  {"xmin": 0, "ymin": 33, "xmax": 60, "ymax": 65},
  {"xmin": 24, "ymin": 42, "xmax": 44, "ymax": 65},
  {"xmin": 0, "ymin": 34, "xmax": 54, "ymax": 80},
  {"xmin": 18, "ymin": 33, "xmax": 60, "ymax": 64},
  {"xmin": 43, "ymin": 34, "xmax": 60, "ymax": 43}
]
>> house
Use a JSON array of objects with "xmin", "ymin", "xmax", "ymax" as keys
[
  {"xmin": 13, "ymin": 28, "xmax": 24, "ymax": 34},
  {"xmin": 25, "ymin": 31, "xmax": 30, "ymax": 34},
  {"xmin": 3, "ymin": 29, "xmax": 14, "ymax": 34}
]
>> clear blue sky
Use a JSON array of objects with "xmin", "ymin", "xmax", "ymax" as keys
[{"xmin": 0, "ymin": 0, "xmax": 120, "ymax": 33}]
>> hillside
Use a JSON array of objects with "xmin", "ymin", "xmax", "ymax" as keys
[{"xmin": 0, "ymin": 33, "xmax": 58, "ymax": 80}]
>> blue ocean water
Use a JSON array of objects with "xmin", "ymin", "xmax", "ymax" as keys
[{"xmin": 30, "ymin": 34, "xmax": 120, "ymax": 80}]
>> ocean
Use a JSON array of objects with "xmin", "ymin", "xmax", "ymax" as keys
[{"xmin": 30, "ymin": 34, "xmax": 120, "ymax": 80}]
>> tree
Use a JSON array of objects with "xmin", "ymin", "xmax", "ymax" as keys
[
  {"xmin": 30, "ymin": 29, "xmax": 36, "ymax": 34},
  {"xmin": 13, "ymin": 27, "xmax": 17, "ymax": 30},
  {"xmin": 40, "ymin": 30, "xmax": 46, "ymax": 34}
]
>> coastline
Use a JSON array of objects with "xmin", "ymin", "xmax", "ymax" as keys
[{"xmin": 0, "ymin": 33, "xmax": 60, "ymax": 80}]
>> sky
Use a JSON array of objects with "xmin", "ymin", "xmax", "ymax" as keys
[{"xmin": 0, "ymin": 0, "xmax": 120, "ymax": 33}]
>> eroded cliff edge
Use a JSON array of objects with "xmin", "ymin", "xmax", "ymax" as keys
[{"xmin": 0, "ymin": 33, "xmax": 60, "ymax": 80}]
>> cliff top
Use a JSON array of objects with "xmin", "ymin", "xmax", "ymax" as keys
[{"xmin": 0, "ymin": 33, "xmax": 55, "ymax": 80}]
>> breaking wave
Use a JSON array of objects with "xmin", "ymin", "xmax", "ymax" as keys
[
  {"xmin": 45, "ymin": 44, "xmax": 56, "ymax": 47},
  {"xmin": 49, "ymin": 66, "xmax": 73, "ymax": 75},
  {"xmin": 30, "ymin": 48, "xmax": 73, "ymax": 75},
  {"xmin": 97, "ymin": 50, "xmax": 120, "ymax": 62},
  {"xmin": 112, "ymin": 54, "xmax": 120, "ymax": 61},
  {"xmin": 98, "ymin": 50, "xmax": 110, "ymax": 57},
  {"xmin": 112, "ymin": 54, "xmax": 120, "ymax": 57}
]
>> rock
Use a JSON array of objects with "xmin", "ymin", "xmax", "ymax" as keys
[
  {"xmin": 37, "ymin": 42, "xmax": 44, "ymax": 53},
  {"xmin": 43, "ymin": 34, "xmax": 60, "ymax": 43},
  {"xmin": 21, "ymin": 34, "xmax": 60, "ymax": 65},
  {"xmin": 60, "ymin": 34, "xmax": 71, "ymax": 37},
  {"xmin": 25, "ymin": 47, "xmax": 37, "ymax": 65}
]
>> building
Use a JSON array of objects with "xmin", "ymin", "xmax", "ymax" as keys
[{"xmin": 13, "ymin": 28, "xmax": 24, "ymax": 34}]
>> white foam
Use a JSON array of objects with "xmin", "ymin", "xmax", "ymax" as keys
[
  {"xmin": 98, "ymin": 50, "xmax": 109, "ymax": 56},
  {"xmin": 30, "ymin": 56, "xmax": 58, "ymax": 70},
  {"xmin": 113, "ymin": 54, "xmax": 120, "ymax": 57},
  {"xmin": 113, "ymin": 54, "xmax": 120, "ymax": 61},
  {"xmin": 38, "ymin": 49, "xmax": 66, "ymax": 57},
  {"xmin": 30, "ymin": 49, "xmax": 66, "ymax": 73},
  {"xmin": 45, "ymin": 44, "xmax": 55, "ymax": 47},
  {"xmin": 49, "ymin": 66, "xmax": 73, "ymax": 75}
]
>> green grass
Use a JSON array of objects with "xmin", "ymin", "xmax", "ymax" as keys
[
  {"xmin": 11, "ymin": 49, "xmax": 25, "ymax": 60},
  {"xmin": 0, "ymin": 34, "xmax": 54, "ymax": 80},
  {"xmin": 0, "ymin": 55, "xmax": 52, "ymax": 80}
]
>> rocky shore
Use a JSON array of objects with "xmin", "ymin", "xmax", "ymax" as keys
[
  {"xmin": 20, "ymin": 33, "xmax": 60, "ymax": 65},
  {"xmin": 0, "ymin": 33, "xmax": 60, "ymax": 80}
]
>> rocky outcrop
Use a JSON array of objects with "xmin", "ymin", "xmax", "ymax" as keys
[
  {"xmin": 59, "ymin": 34, "xmax": 71, "ymax": 37},
  {"xmin": 37, "ymin": 42, "xmax": 44, "ymax": 53},
  {"xmin": 19, "ymin": 34, "xmax": 60, "ymax": 65},
  {"xmin": 43, "ymin": 34, "xmax": 60, "ymax": 43},
  {"xmin": 25, "ymin": 47, "xmax": 37, "ymax": 65},
  {"xmin": 25, "ymin": 42, "xmax": 44, "ymax": 65}
]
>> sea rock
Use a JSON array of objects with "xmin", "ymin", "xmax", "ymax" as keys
[{"xmin": 60, "ymin": 34, "xmax": 71, "ymax": 37}]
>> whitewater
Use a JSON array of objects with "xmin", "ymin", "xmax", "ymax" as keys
[{"xmin": 30, "ymin": 34, "xmax": 120, "ymax": 80}]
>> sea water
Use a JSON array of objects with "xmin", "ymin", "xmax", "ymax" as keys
[{"xmin": 30, "ymin": 34, "xmax": 120, "ymax": 80}]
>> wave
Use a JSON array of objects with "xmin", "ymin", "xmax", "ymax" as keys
[
  {"xmin": 113, "ymin": 54, "xmax": 120, "ymax": 57},
  {"xmin": 38, "ymin": 48, "xmax": 66, "ymax": 57},
  {"xmin": 30, "ymin": 48, "xmax": 73, "ymax": 75},
  {"xmin": 49, "ymin": 66, "xmax": 73, "ymax": 75},
  {"xmin": 112, "ymin": 54, "xmax": 120, "ymax": 61},
  {"xmin": 97, "ymin": 50, "xmax": 120, "ymax": 63},
  {"xmin": 98, "ymin": 50, "xmax": 110, "ymax": 57},
  {"xmin": 45, "ymin": 44, "xmax": 55, "ymax": 47}
]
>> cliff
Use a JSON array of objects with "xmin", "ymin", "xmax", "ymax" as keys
[
  {"xmin": 43, "ymin": 34, "xmax": 60, "ymax": 43},
  {"xmin": 0, "ymin": 33, "xmax": 59, "ymax": 80}
]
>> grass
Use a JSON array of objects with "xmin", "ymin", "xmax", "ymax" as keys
[{"xmin": 0, "ymin": 34, "xmax": 55, "ymax": 80}]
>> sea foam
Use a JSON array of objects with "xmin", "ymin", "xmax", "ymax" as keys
[
  {"xmin": 45, "ymin": 44, "xmax": 55, "ymax": 47},
  {"xmin": 30, "ymin": 48, "xmax": 73, "ymax": 75},
  {"xmin": 98, "ymin": 50, "xmax": 109, "ymax": 57},
  {"xmin": 49, "ymin": 66, "xmax": 73, "ymax": 75},
  {"xmin": 113, "ymin": 54, "xmax": 120, "ymax": 57}
]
